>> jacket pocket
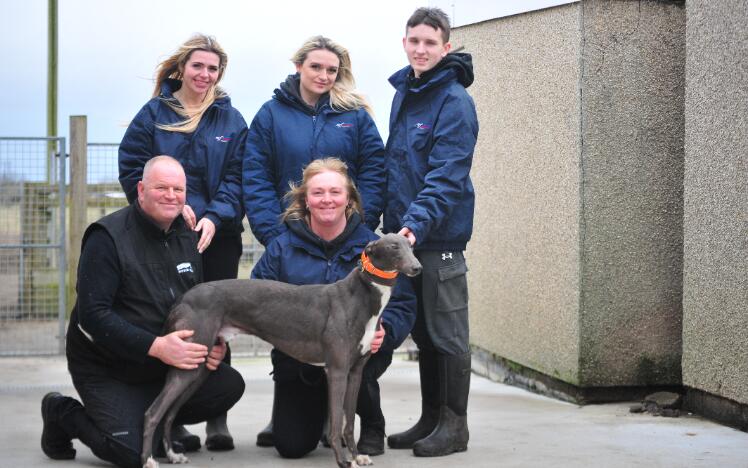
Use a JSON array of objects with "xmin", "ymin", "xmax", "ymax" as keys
[{"xmin": 435, "ymin": 261, "xmax": 468, "ymax": 312}]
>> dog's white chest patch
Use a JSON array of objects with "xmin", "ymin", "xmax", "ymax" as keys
[{"xmin": 359, "ymin": 283, "xmax": 390, "ymax": 355}]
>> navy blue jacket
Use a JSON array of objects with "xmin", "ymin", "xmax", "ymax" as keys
[
  {"xmin": 383, "ymin": 54, "xmax": 479, "ymax": 251},
  {"xmin": 119, "ymin": 79, "xmax": 248, "ymax": 235},
  {"xmin": 244, "ymin": 74, "xmax": 385, "ymax": 246},
  {"xmin": 251, "ymin": 215, "xmax": 416, "ymax": 353}
]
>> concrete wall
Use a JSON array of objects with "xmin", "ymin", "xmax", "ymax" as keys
[
  {"xmin": 455, "ymin": 3, "xmax": 583, "ymax": 385},
  {"xmin": 578, "ymin": 0, "xmax": 685, "ymax": 386},
  {"xmin": 453, "ymin": 0, "xmax": 685, "ymax": 388},
  {"xmin": 682, "ymin": 0, "xmax": 748, "ymax": 405}
]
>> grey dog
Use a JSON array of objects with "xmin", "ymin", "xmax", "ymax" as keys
[{"xmin": 141, "ymin": 233, "xmax": 422, "ymax": 468}]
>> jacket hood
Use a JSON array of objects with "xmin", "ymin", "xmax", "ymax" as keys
[
  {"xmin": 286, "ymin": 212, "xmax": 362, "ymax": 259},
  {"xmin": 274, "ymin": 74, "xmax": 330, "ymax": 115},
  {"xmin": 390, "ymin": 52, "xmax": 474, "ymax": 92}
]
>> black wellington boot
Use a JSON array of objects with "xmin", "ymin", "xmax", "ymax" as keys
[
  {"xmin": 256, "ymin": 381, "xmax": 277, "ymax": 447},
  {"xmin": 205, "ymin": 412, "xmax": 234, "ymax": 451},
  {"xmin": 387, "ymin": 350, "xmax": 440, "ymax": 449},
  {"xmin": 413, "ymin": 352, "xmax": 470, "ymax": 457},
  {"xmin": 41, "ymin": 392, "xmax": 80, "ymax": 460}
]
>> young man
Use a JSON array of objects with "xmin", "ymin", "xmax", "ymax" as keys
[
  {"xmin": 40, "ymin": 156, "xmax": 245, "ymax": 468},
  {"xmin": 383, "ymin": 7, "xmax": 478, "ymax": 458}
]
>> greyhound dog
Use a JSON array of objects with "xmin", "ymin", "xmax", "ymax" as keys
[{"xmin": 141, "ymin": 233, "xmax": 422, "ymax": 468}]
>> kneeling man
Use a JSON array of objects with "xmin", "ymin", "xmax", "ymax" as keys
[{"xmin": 41, "ymin": 156, "xmax": 245, "ymax": 468}]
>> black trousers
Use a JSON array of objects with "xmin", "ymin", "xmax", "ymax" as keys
[
  {"xmin": 410, "ymin": 250, "xmax": 470, "ymax": 356},
  {"xmin": 202, "ymin": 232, "xmax": 242, "ymax": 365},
  {"xmin": 271, "ymin": 349, "xmax": 393, "ymax": 459},
  {"xmin": 68, "ymin": 364, "xmax": 245, "ymax": 468}
]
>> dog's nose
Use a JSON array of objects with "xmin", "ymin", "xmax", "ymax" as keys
[{"xmin": 410, "ymin": 264, "xmax": 423, "ymax": 276}]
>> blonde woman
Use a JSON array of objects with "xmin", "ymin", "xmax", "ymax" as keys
[
  {"xmin": 118, "ymin": 33, "xmax": 247, "ymax": 453},
  {"xmin": 244, "ymin": 35, "xmax": 385, "ymax": 248}
]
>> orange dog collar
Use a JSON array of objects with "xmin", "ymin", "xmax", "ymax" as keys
[{"xmin": 360, "ymin": 251, "xmax": 398, "ymax": 280}]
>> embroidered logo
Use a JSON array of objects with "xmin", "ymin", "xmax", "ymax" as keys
[
  {"xmin": 177, "ymin": 262, "xmax": 194, "ymax": 274},
  {"xmin": 215, "ymin": 136, "xmax": 232, "ymax": 142},
  {"xmin": 415, "ymin": 122, "xmax": 431, "ymax": 130},
  {"xmin": 441, "ymin": 252, "xmax": 453, "ymax": 261},
  {"xmin": 336, "ymin": 122, "xmax": 353, "ymax": 128}
]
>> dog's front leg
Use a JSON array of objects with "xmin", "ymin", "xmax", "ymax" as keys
[
  {"xmin": 344, "ymin": 357, "xmax": 372, "ymax": 466},
  {"xmin": 326, "ymin": 366, "xmax": 353, "ymax": 468}
]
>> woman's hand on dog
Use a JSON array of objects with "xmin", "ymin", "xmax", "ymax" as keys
[
  {"xmin": 370, "ymin": 327, "xmax": 385, "ymax": 354},
  {"xmin": 148, "ymin": 329, "xmax": 208, "ymax": 369},
  {"xmin": 206, "ymin": 339, "xmax": 227, "ymax": 371}
]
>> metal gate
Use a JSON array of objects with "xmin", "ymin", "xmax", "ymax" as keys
[{"xmin": 0, "ymin": 137, "xmax": 67, "ymax": 355}]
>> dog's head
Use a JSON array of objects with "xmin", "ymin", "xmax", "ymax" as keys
[{"xmin": 364, "ymin": 234, "xmax": 422, "ymax": 277}]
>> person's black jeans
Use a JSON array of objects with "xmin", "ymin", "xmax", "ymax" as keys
[
  {"xmin": 271, "ymin": 349, "xmax": 393, "ymax": 458},
  {"xmin": 68, "ymin": 363, "xmax": 245, "ymax": 468}
]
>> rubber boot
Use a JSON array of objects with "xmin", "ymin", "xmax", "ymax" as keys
[
  {"xmin": 205, "ymin": 412, "xmax": 234, "ymax": 451},
  {"xmin": 387, "ymin": 350, "xmax": 440, "ymax": 449},
  {"xmin": 256, "ymin": 382, "xmax": 277, "ymax": 447},
  {"xmin": 256, "ymin": 419, "xmax": 274, "ymax": 447},
  {"xmin": 171, "ymin": 425, "xmax": 200, "ymax": 452},
  {"xmin": 357, "ymin": 424, "xmax": 385, "ymax": 456},
  {"xmin": 41, "ymin": 392, "xmax": 79, "ymax": 460},
  {"xmin": 413, "ymin": 352, "xmax": 471, "ymax": 457}
]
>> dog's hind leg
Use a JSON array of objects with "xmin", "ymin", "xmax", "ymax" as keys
[
  {"xmin": 160, "ymin": 368, "xmax": 210, "ymax": 464},
  {"xmin": 344, "ymin": 357, "xmax": 372, "ymax": 466},
  {"xmin": 141, "ymin": 369, "xmax": 203, "ymax": 468}
]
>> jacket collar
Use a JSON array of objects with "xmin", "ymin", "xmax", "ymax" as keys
[
  {"xmin": 159, "ymin": 78, "xmax": 231, "ymax": 111},
  {"xmin": 274, "ymin": 73, "xmax": 332, "ymax": 116},
  {"xmin": 286, "ymin": 213, "xmax": 364, "ymax": 260},
  {"xmin": 131, "ymin": 200, "xmax": 186, "ymax": 239}
]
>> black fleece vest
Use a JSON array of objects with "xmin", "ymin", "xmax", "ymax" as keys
[{"xmin": 67, "ymin": 204, "xmax": 202, "ymax": 382}]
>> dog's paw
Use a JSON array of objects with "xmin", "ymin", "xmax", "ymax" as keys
[
  {"xmin": 166, "ymin": 448, "xmax": 189, "ymax": 464},
  {"xmin": 355, "ymin": 454, "xmax": 373, "ymax": 466},
  {"xmin": 143, "ymin": 456, "xmax": 160, "ymax": 468}
]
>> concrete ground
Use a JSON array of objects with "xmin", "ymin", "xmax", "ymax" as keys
[{"xmin": 1, "ymin": 355, "xmax": 747, "ymax": 468}]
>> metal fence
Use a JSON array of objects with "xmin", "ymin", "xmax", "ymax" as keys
[{"xmin": 0, "ymin": 137, "xmax": 67, "ymax": 355}]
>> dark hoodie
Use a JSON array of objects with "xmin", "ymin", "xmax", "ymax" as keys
[
  {"xmin": 383, "ymin": 52, "xmax": 479, "ymax": 251},
  {"xmin": 407, "ymin": 52, "xmax": 475, "ymax": 89}
]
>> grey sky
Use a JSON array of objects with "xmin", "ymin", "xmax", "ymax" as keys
[{"xmin": 1, "ymin": 0, "xmax": 571, "ymax": 144}]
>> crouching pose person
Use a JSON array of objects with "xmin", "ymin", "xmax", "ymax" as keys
[
  {"xmin": 40, "ymin": 156, "xmax": 245, "ymax": 468},
  {"xmin": 252, "ymin": 158, "xmax": 416, "ymax": 458}
]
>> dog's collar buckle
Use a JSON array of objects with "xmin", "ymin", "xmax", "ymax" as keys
[{"xmin": 360, "ymin": 251, "xmax": 398, "ymax": 280}]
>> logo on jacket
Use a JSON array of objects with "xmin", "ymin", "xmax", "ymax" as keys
[
  {"xmin": 335, "ymin": 122, "xmax": 353, "ymax": 128},
  {"xmin": 441, "ymin": 252, "xmax": 453, "ymax": 261},
  {"xmin": 215, "ymin": 136, "xmax": 232, "ymax": 142},
  {"xmin": 415, "ymin": 122, "xmax": 431, "ymax": 130},
  {"xmin": 176, "ymin": 262, "xmax": 194, "ymax": 274}
]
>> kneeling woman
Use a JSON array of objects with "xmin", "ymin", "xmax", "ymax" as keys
[{"xmin": 252, "ymin": 158, "xmax": 416, "ymax": 457}]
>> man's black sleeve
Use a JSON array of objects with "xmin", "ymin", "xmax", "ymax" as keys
[{"xmin": 76, "ymin": 228, "xmax": 158, "ymax": 362}]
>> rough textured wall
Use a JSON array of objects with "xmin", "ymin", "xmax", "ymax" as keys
[
  {"xmin": 578, "ymin": 0, "xmax": 686, "ymax": 386},
  {"xmin": 682, "ymin": 0, "xmax": 748, "ymax": 404},
  {"xmin": 452, "ymin": 3, "xmax": 583, "ymax": 384}
]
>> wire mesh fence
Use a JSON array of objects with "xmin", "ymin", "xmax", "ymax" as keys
[{"xmin": 0, "ymin": 137, "xmax": 67, "ymax": 356}]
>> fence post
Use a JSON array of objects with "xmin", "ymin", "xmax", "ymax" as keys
[{"xmin": 68, "ymin": 116, "xmax": 87, "ymax": 312}]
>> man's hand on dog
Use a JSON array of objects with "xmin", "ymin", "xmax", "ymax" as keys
[{"xmin": 148, "ymin": 329, "xmax": 208, "ymax": 369}]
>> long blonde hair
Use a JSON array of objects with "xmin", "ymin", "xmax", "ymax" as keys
[
  {"xmin": 154, "ymin": 34, "xmax": 228, "ymax": 133},
  {"xmin": 291, "ymin": 36, "xmax": 374, "ymax": 117},
  {"xmin": 282, "ymin": 158, "xmax": 364, "ymax": 223}
]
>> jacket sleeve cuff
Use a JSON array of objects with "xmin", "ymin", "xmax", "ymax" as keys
[
  {"xmin": 131, "ymin": 331, "xmax": 158, "ymax": 363},
  {"xmin": 204, "ymin": 213, "xmax": 223, "ymax": 231}
]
